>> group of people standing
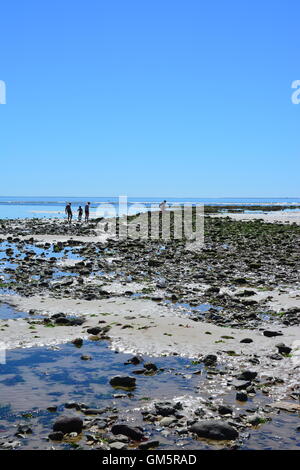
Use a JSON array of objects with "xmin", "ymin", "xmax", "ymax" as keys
[{"xmin": 65, "ymin": 202, "xmax": 90, "ymax": 223}]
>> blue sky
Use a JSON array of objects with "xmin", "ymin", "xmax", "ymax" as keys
[{"xmin": 0, "ymin": 0, "xmax": 299, "ymax": 197}]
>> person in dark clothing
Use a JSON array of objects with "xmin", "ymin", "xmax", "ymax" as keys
[
  {"xmin": 85, "ymin": 202, "xmax": 91, "ymax": 222},
  {"xmin": 78, "ymin": 205, "xmax": 83, "ymax": 222},
  {"xmin": 65, "ymin": 202, "xmax": 72, "ymax": 223}
]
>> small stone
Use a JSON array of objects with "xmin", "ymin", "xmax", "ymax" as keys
[
  {"xmin": 236, "ymin": 392, "xmax": 248, "ymax": 402},
  {"xmin": 109, "ymin": 441, "xmax": 127, "ymax": 450},
  {"xmin": 240, "ymin": 338, "xmax": 253, "ymax": 343}
]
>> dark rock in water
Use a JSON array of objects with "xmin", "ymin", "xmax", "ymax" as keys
[
  {"xmin": 72, "ymin": 338, "xmax": 83, "ymax": 347},
  {"xmin": 53, "ymin": 416, "xmax": 83, "ymax": 434},
  {"xmin": 48, "ymin": 431, "xmax": 64, "ymax": 441},
  {"xmin": 247, "ymin": 414, "xmax": 263, "ymax": 426},
  {"xmin": 237, "ymin": 370, "xmax": 257, "ymax": 381},
  {"xmin": 64, "ymin": 402, "xmax": 81, "ymax": 410},
  {"xmin": 218, "ymin": 405, "xmax": 233, "ymax": 415},
  {"xmin": 203, "ymin": 354, "xmax": 217, "ymax": 366},
  {"xmin": 240, "ymin": 338, "xmax": 253, "ymax": 343},
  {"xmin": 263, "ymin": 330, "xmax": 283, "ymax": 337},
  {"xmin": 87, "ymin": 327, "xmax": 102, "ymax": 335},
  {"xmin": 109, "ymin": 376, "xmax": 136, "ymax": 388},
  {"xmin": 144, "ymin": 362, "xmax": 158, "ymax": 371},
  {"xmin": 47, "ymin": 406, "xmax": 58, "ymax": 412},
  {"xmin": 124, "ymin": 355, "xmax": 143, "ymax": 365},
  {"xmin": 111, "ymin": 424, "xmax": 144, "ymax": 441},
  {"xmin": 139, "ymin": 440, "xmax": 160, "ymax": 450},
  {"xmin": 83, "ymin": 408, "xmax": 106, "ymax": 415},
  {"xmin": 81, "ymin": 355, "xmax": 92, "ymax": 360},
  {"xmin": 189, "ymin": 420, "xmax": 238, "ymax": 440},
  {"xmin": 16, "ymin": 424, "xmax": 32, "ymax": 435},
  {"xmin": 132, "ymin": 368, "xmax": 146, "ymax": 375},
  {"xmin": 276, "ymin": 343, "xmax": 292, "ymax": 355},
  {"xmin": 64, "ymin": 401, "xmax": 81, "ymax": 410},
  {"xmin": 236, "ymin": 391, "xmax": 248, "ymax": 402},
  {"xmin": 232, "ymin": 380, "xmax": 252, "ymax": 390},
  {"xmin": 154, "ymin": 401, "xmax": 182, "ymax": 416},
  {"xmin": 52, "ymin": 313, "xmax": 66, "ymax": 319}
]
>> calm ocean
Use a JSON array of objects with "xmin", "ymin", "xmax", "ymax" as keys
[{"xmin": 0, "ymin": 196, "xmax": 299, "ymax": 219}]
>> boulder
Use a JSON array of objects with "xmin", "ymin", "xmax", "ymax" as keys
[
  {"xmin": 189, "ymin": 420, "xmax": 238, "ymax": 440},
  {"xmin": 53, "ymin": 416, "xmax": 83, "ymax": 435},
  {"xmin": 111, "ymin": 424, "xmax": 144, "ymax": 441}
]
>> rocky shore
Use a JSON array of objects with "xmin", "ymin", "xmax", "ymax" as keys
[{"xmin": 0, "ymin": 211, "xmax": 299, "ymax": 450}]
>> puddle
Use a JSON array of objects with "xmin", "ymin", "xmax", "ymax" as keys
[
  {"xmin": 0, "ymin": 339, "xmax": 299, "ymax": 449},
  {"xmin": 0, "ymin": 303, "xmax": 44, "ymax": 320}
]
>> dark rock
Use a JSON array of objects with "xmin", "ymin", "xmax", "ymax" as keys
[
  {"xmin": 72, "ymin": 338, "xmax": 83, "ymax": 347},
  {"xmin": 87, "ymin": 327, "xmax": 102, "ymax": 335},
  {"xmin": 48, "ymin": 431, "xmax": 64, "ymax": 441},
  {"xmin": 203, "ymin": 354, "xmax": 217, "ymax": 366},
  {"xmin": 240, "ymin": 338, "xmax": 253, "ymax": 343},
  {"xmin": 269, "ymin": 353, "xmax": 283, "ymax": 360},
  {"xmin": 144, "ymin": 362, "xmax": 158, "ymax": 371},
  {"xmin": 263, "ymin": 330, "xmax": 283, "ymax": 338},
  {"xmin": 53, "ymin": 416, "xmax": 83, "ymax": 434},
  {"xmin": 276, "ymin": 343, "xmax": 292, "ymax": 355},
  {"xmin": 83, "ymin": 408, "xmax": 106, "ymax": 415},
  {"xmin": 64, "ymin": 402, "xmax": 81, "ymax": 410},
  {"xmin": 139, "ymin": 440, "xmax": 160, "ymax": 450},
  {"xmin": 111, "ymin": 424, "xmax": 144, "ymax": 441},
  {"xmin": 237, "ymin": 370, "xmax": 257, "ymax": 381},
  {"xmin": 109, "ymin": 376, "xmax": 136, "ymax": 388},
  {"xmin": 218, "ymin": 405, "xmax": 233, "ymax": 415},
  {"xmin": 47, "ymin": 406, "xmax": 58, "ymax": 412},
  {"xmin": 154, "ymin": 401, "xmax": 182, "ymax": 417},
  {"xmin": 16, "ymin": 424, "xmax": 32, "ymax": 435},
  {"xmin": 236, "ymin": 391, "xmax": 248, "ymax": 402},
  {"xmin": 124, "ymin": 356, "xmax": 143, "ymax": 365},
  {"xmin": 189, "ymin": 420, "xmax": 238, "ymax": 440},
  {"xmin": 232, "ymin": 380, "xmax": 252, "ymax": 390}
]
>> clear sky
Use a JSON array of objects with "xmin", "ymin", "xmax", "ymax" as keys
[{"xmin": 0, "ymin": 0, "xmax": 299, "ymax": 197}]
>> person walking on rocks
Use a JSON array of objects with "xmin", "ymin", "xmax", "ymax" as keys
[
  {"xmin": 77, "ymin": 205, "xmax": 83, "ymax": 222},
  {"xmin": 85, "ymin": 202, "xmax": 91, "ymax": 222},
  {"xmin": 65, "ymin": 202, "xmax": 72, "ymax": 223}
]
